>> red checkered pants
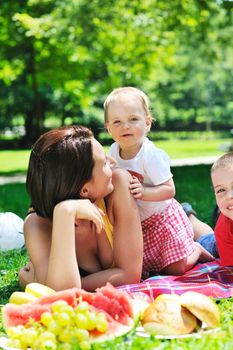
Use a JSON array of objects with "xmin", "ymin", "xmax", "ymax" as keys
[{"xmin": 142, "ymin": 199, "xmax": 194, "ymax": 279}]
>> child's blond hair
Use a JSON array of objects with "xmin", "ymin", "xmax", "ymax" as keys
[
  {"xmin": 211, "ymin": 152, "xmax": 233, "ymax": 175},
  {"xmin": 104, "ymin": 86, "xmax": 151, "ymax": 122}
]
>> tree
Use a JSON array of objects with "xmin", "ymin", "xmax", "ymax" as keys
[{"xmin": 0, "ymin": 0, "xmax": 232, "ymax": 146}]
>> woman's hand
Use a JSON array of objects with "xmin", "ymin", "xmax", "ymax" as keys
[{"xmin": 55, "ymin": 199, "xmax": 105, "ymax": 234}]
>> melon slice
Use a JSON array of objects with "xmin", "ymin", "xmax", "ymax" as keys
[
  {"xmin": 9, "ymin": 292, "xmax": 37, "ymax": 305},
  {"xmin": 25, "ymin": 283, "xmax": 55, "ymax": 298}
]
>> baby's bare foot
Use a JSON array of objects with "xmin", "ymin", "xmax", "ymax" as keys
[{"xmin": 195, "ymin": 242, "xmax": 215, "ymax": 262}]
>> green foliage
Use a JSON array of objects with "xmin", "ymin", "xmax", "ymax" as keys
[{"xmin": 0, "ymin": 0, "xmax": 233, "ymax": 144}]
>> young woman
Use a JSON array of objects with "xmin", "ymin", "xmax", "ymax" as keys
[{"xmin": 19, "ymin": 125, "xmax": 143, "ymax": 291}]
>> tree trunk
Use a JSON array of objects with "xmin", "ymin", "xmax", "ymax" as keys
[{"xmin": 21, "ymin": 41, "xmax": 45, "ymax": 147}]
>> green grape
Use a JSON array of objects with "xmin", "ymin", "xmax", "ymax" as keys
[
  {"xmin": 74, "ymin": 312, "xmax": 88, "ymax": 329},
  {"xmin": 39, "ymin": 330, "xmax": 56, "ymax": 342},
  {"xmin": 74, "ymin": 328, "xmax": 89, "ymax": 342},
  {"xmin": 41, "ymin": 312, "xmax": 53, "ymax": 327},
  {"xmin": 51, "ymin": 300, "xmax": 68, "ymax": 313},
  {"xmin": 79, "ymin": 340, "xmax": 91, "ymax": 350},
  {"xmin": 61, "ymin": 305, "xmax": 75, "ymax": 318},
  {"xmin": 40, "ymin": 339, "xmax": 57, "ymax": 350},
  {"xmin": 57, "ymin": 311, "xmax": 70, "ymax": 327},
  {"xmin": 58, "ymin": 328, "xmax": 72, "ymax": 343},
  {"xmin": 96, "ymin": 316, "xmax": 108, "ymax": 333},
  {"xmin": 7, "ymin": 325, "xmax": 24, "ymax": 340},
  {"xmin": 7, "ymin": 338, "xmax": 24, "ymax": 349},
  {"xmin": 47, "ymin": 320, "xmax": 62, "ymax": 335},
  {"xmin": 86, "ymin": 312, "xmax": 97, "ymax": 331},
  {"xmin": 23, "ymin": 327, "xmax": 38, "ymax": 347},
  {"xmin": 75, "ymin": 301, "xmax": 89, "ymax": 313},
  {"xmin": 51, "ymin": 311, "xmax": 59, "ymax": 320},
  {"xmin": 58, "ymin": 343, "xmax": 72, "ymax": 350}
]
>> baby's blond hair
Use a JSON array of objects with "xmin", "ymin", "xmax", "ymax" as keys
[
  {"xmin": 103, "ymin": 86, "xmax": 151, "ymax": 122},
  {"xmin": 211, "ymin": 152, "xmax": 233, "ymax": 175}
]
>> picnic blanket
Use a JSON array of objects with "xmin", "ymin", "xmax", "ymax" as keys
[{"xmin": 119, "ymin": 259, "xmax": 233, "ymax": 300}]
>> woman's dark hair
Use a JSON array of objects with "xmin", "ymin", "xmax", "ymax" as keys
[{"xmin": 26, "ymin": 125, "xmax": 94, "ymax": 219}]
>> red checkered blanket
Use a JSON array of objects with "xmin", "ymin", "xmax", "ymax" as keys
[{"xmin": 118, "ymin": 259, "xmax": 233, "ymax": 300}]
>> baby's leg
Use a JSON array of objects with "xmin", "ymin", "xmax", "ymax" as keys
[
  {"xmin": 18, "ymin": 261, "xmax": 35, "ymax": 288},
  {"xmin": 189, "ymin": 214, "xmax": 214, "ymax": 241},
  {"xmin": 161, "ymin": 242, "xmax": 214, "ymax": 276},
  {"xmin": 194, "ymin": 242, "xmax": 215, "ymax": 262}
]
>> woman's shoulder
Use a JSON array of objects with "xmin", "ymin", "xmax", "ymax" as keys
[
  {"xmin": 106, "ymin": 168, "xmax": 134, "ymax": 208},
  {"xmin": 111, "ymin": 166, "xmax": 132, "ymax": 183},
  {"xmin": 24, "ymin": 211, "xmax": 52, "ymax": 237}
]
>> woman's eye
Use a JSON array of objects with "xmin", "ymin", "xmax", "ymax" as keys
[{"xmin": 113, "ymin": 120, "xmax": 120, "ymax": 125}]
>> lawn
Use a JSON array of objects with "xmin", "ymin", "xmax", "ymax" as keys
[
  {"xmin": 0, "ymin": 138, "xmax": 231, "ymax": 174},
  {"xmin": 0, "ymin": 146, "xmax": 232, "ymax": 349}
]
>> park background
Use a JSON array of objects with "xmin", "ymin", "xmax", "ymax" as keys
[
  {"xmin": 0, "ymin": 1, "xmax": 233, "ymax": 349},
  {"xmin": 0, "ymin": 0, "xmax": 233, "ymax": 220}
]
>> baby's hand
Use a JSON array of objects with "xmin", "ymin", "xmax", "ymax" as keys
[{"xmin": 129, "ymin": 176, "xmax": 145, "ymax": 199}]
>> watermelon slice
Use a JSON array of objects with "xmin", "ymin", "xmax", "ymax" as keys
[
  {"xmin": 2, "ymin": 284, "xmax": 137, "ymax": 331},
  {"xmin": 34, "ymin": 287, "xmax": 77, "ymax": 307},
  {"xmin": 74, "ymin": 283, "xmax": 134, "ymax": 325},
  {"xmin": 2, "ymin": 303, "xmax": 50, "ymax": 328}
]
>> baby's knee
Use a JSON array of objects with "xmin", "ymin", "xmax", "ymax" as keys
[{"xmin": 162, "ymin": 261, "xmax": 186, "ymax": 276}]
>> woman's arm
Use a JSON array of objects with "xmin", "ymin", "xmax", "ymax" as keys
[
  {"xmin": 24, "ymin": 200, "xmax": 105, "ymax": 291},
  {"xmin": 24, "ymin": 214, "xmax": 52, "ymax": 285},
  {"xmin": 81, "ymin": 168, "xmax": 143, "ymax": 291}
]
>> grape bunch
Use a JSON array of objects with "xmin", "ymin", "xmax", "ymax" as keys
[{"xmin": 6, "ymin": 300, "xmax": 109, "ymax": 350}]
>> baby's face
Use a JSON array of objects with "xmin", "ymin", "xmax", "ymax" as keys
[
  {"xmin": 105, "ymin": 94, "xmax": 151, "ymax": 148},
  {"xmin": 212, "ymin": 165, "xmax": 233, "ymax": 220}
]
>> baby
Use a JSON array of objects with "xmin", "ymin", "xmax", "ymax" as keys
[{"xmin": 104, "ymin": 86, "xmax": 214, "ymax": 278}]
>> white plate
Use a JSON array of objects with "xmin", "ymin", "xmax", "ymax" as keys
[
  {"xmin": 0, "ymin": 326, "xmax": 221, "ymax": 349},
  {"xmin": 136, "ymin": 325, "xmax": 220, "ymax": 339}
]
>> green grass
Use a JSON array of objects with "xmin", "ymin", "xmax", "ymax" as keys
[
  {"xmin": 0, "ymin": 138, "xmax": 231, "ymax": 175},
  {"xmin": 0, "ymin": 150, "xmax": 30, "ymax": 175},
  {"xmin": 0, "ymin": 183, "xmax": 29, "ymax": 218},
  {"xmin": 155, "ymin": 138, "xmax": 231, "ymax": 159},
  {"xmin": 0, "ymin": 164, "xmax": 233, "ymax": 348}
]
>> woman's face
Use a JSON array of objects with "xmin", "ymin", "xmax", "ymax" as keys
[{"xmin": 85, "ymin": 138, "xmax": 115, "ymax": 201}]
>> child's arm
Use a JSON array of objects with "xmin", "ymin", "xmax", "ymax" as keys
[{"xmin": 129, "ymin": 176, "xmax": 175, "ymax": 201}]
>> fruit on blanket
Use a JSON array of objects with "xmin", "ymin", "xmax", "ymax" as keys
[
  {"xmin": 75, "ymin": 283, "xmax": 134, "ymax": 325},
  {"xmin": 2, "ymin": 283, "xmax": 137, "ymax": 349},
  {"xmin": 9, "ymin": 291, "xmax": 37, "ymax": 305},
  {"xmin": 3, "ymin": 289, "xmax": 78, "ymax": 328},
  {"xmin": 34, "ymin": 288, "xmax": 77, "ymax": 307},
  {"xmin": 25, "ymin": 282, "xmax": 55, "ymax": 298},
  {"xmin": 141, "ymin": 294, "xmax": 197, "ymax": 336},
  {"xmin": 180, "ymin": 291, "xmax": 220, "ymax": 328}
]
